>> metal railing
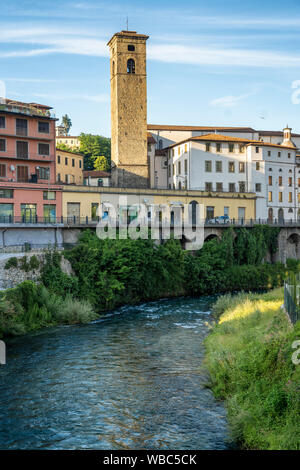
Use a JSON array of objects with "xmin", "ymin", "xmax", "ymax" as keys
[
  {"xmin": 0, "ymin": 215, "xmax": 300, "ymax": 227},
  {"xmin": 284, "ymin": 282, "xmax": 300, "ymax": 324},
  {"xmin": 0, "ymin": 103, "xmax": 55, "ymax": 119}
]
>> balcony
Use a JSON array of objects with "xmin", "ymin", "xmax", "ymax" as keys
[
  {"xmin": 0, "ymin": 151, "xmax": 54, "ymax": 161},
  {"xmin": 0, "ymin": 103, "xmax": 56, "ymax": 119}
]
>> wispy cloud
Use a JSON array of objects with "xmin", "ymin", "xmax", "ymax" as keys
[
  {"xmin": 1, "ymin": 25, "xmax": 300, "ymax": 68},
  {"xmin": 210, "ymin": 92, "xmax": 257, "ymax": 108},
  {"xmin": 31, "ymin": 92, "xmax": 109, "ymax": 103}
]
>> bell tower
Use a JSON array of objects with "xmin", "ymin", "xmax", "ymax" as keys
[{"xmin": 107, "ymin": 30, "xmax": 149, "ymax": 188}]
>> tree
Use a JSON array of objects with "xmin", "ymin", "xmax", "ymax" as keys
[
  {"xmin": 94, "ymin": 156, "xmax": 109, "ymax": 171},
  {"xmin": 62, "ymin": 114, "xmax": 72, "ymax": 135},
  {"xmin": 79, "ymin": 133, "xmax": 111, "ymax": 171}
]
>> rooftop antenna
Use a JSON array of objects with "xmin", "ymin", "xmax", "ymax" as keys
[{"xmin": 126, "ymin": 17, "xmax": 128, "ymax": 31}]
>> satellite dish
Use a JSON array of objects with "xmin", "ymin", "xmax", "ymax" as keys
[{"xmin": 10, "ymin": 165, "xmax": 15, "ymax": 171}]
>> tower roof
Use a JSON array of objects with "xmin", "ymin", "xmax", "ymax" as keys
[{"xmin": 107, "ymin": 30, "xmax": 149, "ymax": 46}]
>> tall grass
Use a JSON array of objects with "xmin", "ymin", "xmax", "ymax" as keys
[{"xmin": 205, "ymin": 288, "xmax": 300, "ymax": 450}]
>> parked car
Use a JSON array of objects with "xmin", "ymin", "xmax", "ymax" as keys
[{"xmin": 207, "ymin": 215, "xmax": 230, "ymax": 224}]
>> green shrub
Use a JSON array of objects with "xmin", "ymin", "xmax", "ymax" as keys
[
  {"xmin": 56, "ymin": 296, "xmax": 98, "ymax": 324},
  {"xmin": 0, "ymin": 298, "xmax": 25, "ymax": 337},
  {"xmin": 29, "ymin": 255, "xmax": 40, "ymax": 271},
  {"xmin": 4, "ymin": 257, "xmax": 18, "ymax": 270}
]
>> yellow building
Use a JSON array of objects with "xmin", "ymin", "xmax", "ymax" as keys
[
  {"xmin": 56, "ymin": 148, "xmax": 84, "ymax": 185},
  {"xmin": 56, "ymin": 135, "xmax": 81, "ymax": 149},
  {"xmin": 62, "ymin": 185, "xmax": 256, "ymax": 222}
]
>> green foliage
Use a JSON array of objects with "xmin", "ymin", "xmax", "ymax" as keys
[
  {"xmin": 56, "ymin": 142, "xmax": 81, "ymax": 154},
  {"xmin": 0, "ymin": 280, "xmax": 98, "ymax": 337},
  {"xmin": 93, "ymin": 155, "xmax": 109, "ymax": 171},
  {"xmin": 79, "ymin": 133, "xmax": 111, "ymax": 170},
  {"xmin": 4, "ymin": 257, "xmax": 18, "ymax": 269},
  {"xmin": 205, "ymin": 289, "xmax": 300, "ymax": 450},
  {"xmin": 61, "ymin": 114, "xmax": 72, "ymax": 135},
  {"xmin": 41, "ymin": 250, "xmax": 79, "ymax": 297},
  {"xmin": 55, "ymin": 295, "xmax": 98, "ymax": 324},
  {"xmin": 18, "ymin": 255, "xmax": 40, "ymax": 272}
]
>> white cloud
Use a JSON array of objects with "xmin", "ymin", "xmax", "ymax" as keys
[
  {"xmin": 210, "ymin": 92, "xmax": 256, "ymax": 108},
  {"xmin": 31, "ymin": 92, "xmax": 109, "ymax": 103},
  {"xmin": 0, "ymin": 25, "xmax": 300, "ymax": 68}
]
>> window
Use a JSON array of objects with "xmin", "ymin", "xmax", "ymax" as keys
[
  {"xmin": 178, "ymin": 161, "xmax": 181, "ymax": 175},
  {"xmin": 184, "ymin": 144, "xmax": 187, "ymax": 153},
  {"xmin": 16, "ymin": 141, "xmax": 28, "ymax": 159},
  {"xmin": 79, "ymin": 160, "xmax": 82, "ymax": 169},
  {"xmin": 205, "ymin": 160, "xmax": 212, "ymax": 172},
  {"xmin": 256, "ymin": 147, "xmax": 259, "ymax": 153},
  {"xmin": 57, "ymin": 155, "xmax": 61, "ymax": 164},
  {"xmin": 239, "ymin": 162, "xmax": 245, "ymax": 173},
  {"xmin": 16, "ymin": 118, "xmax": 28, "ymax": 136},
  {"xmin": 184, "ymin": 160, "xmax": 187, "ymax": 174},
  {"xmin": 91, "ymin": 203, "xmax": 99, "ymax": 221},
  {"xmin": 173, "ymin": 164, "xmax": 175, "ymax": 175},
  {"xmin": 268, "ymin": 191, "xmax": 273, "ymax": 202},
  {"xmin": 278, "ymin": 151, "xmax": 281, "ymax": 157},
  {"xmin": 268, "ymin": 150, "xmax": 271, "ymax": 157},
  {"xmin": 239, "ymin": 145, "xmax": 245, "ymax": 153},
  {"xmin": 0, "ymin": 139, "xmax": 5, "ymax": 151},
  {"xmin": 279, "ymin": 176, "xmax": 283, "ymax": 186},
  {"xmin": 172, "ymin": 149, "xmax": 175, "ymax": 157},
  {"xmin": 216, "ymin": 161, "xmax": 222, "ymax": 172},
  {"xmin": 0, "ymin": 203, "xmax": 13, "ymax": 221},
  {"xmin": 216, "ymin": 143, "xmax": 221, "ymax": 152},
  {"xmin": 38, "ymin": 121, "xmax": 49, "ymax": 133},
  {"xmin": 239, "ymin": 181, "xmax": 246, "ymax": 192},
  {"xmin": 288, "ymin": 153, "xmax": 291, "ymax": 158},
  {"xmin": 57, "ymin": 173, "xmax": 61, "ymax": 182},
  {"xmin": 178, "ymin": 146, "xmax": 181, "ymax": 155},
  {"xmin": 229, "ymin": 183, "xmax": 236, "ymax": 192},
  {"xmin": 127, "ymin": 58, "xmax": 135, "ymax": 73},
  {"xmin": 269, "ymin": 175, "xmax": 272, "ymax": 186},
  {"xmin": 228, "ymin": 161, "xmax": 235, "ymax": 173},
  {"xmin": 256, "ymin": 162, "xmax": 260, "ymax": 170},
  {"xmin": 289, "ymin": 177, "xmax": 292, "ymax": 187},
  {"xmin": 229, "ymin": 143, "xmax": 234, "ymax": 153},
  {"xmin": 224, "ymin": 206, "xmax": 229, "ymax": 216},
  {"xmin": 43, "ymin": 204, "xmax": 56, "ymax": 222},
  {"xmin": 216, "ymin": 182, "xmax": 223, "ymax": 191},
  {"xmin": 17, "ymin": 166, "xmax": 28, "ymax": 182},
  {"xmin": 206, "ymin": 206, "xmax": 214, "ymax": 219},
  {"xmin": 0, "ymin": 116, "xmax": 5, "ymax": 128},
  {"xmin": 43, "ymin": 191, "xmax": 56, "ymax": 200},
  {"xmin": 178, "ymin": 181, "xmax": 182, "ymax": 190},
  {"xmin": 205, "ymin": 143, "xmax": 211, "ymax": 152},
  {"xmin": 298, "ymin": 178, "xmax": 300, "ymax": 187},
  {"xmin": 38, "ymin": 143, "xmax": 50, "ymax": 155},
  {"xmin": 255, "ymin": 183, "xmax": 261, "ymax": 192},
  {"xmin": 289, "ymin": 192, "xmax": 292, "ymax": 203},
  {"xmin": 38, "ymin": 167, "xmax": 49, "ymax": 180},
  {"xmin": 205, "ymin": 182, "xmax": 213, "ymax": 191},
  {"xmin": 238, "ymin": 207, "xmax": 246, "ymax": 220},
  {"xmin": 128, "ymin": 44, "xmax": 135, "ymax": 51},
  {"xmin": 0, "ymin": 188, "xmax": 12, "ymax": 198},
  {"xmin": 279, "ymin": 192, "xmax": 283, "ymax": 202},
  {"xmin": 72, "ymin": 159, "xmax": 75, "ymax": 167},
  {"xmin": 0, "ymin": 164, "xmax": 6, "ymax": 177},
  {"xmin": 65, "ymin": 157, "xmax": 68, "ymax": 165}
]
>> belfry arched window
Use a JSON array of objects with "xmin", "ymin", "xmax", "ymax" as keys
[{"xmin": 127, "ymin": 58, "xmax": 135, "ymax": 74}]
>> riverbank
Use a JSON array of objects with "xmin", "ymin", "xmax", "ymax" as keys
[{"xmin": 204, "ymin": 288, "xmax": 300, "ymax": 450}]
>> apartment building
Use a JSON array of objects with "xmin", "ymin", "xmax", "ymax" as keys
[
  {"xmin": 56, "ymin": 148, "xmax": 84, "ymax": 185},
  {"xmin": 166, "ymin": 128, "xmax": 298, "ymax": 221},
  {"xmin": 56, "ymin": 135, "xmax": 80, "ymax": 149},
  {"xmin": 0, "ymin": 99, "xmax": 62, "ymax": 221}
]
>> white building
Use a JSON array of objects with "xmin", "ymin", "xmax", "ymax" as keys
[{"xmin": 162, "ymin": 127, "xmax": 298, "ymax": 221}]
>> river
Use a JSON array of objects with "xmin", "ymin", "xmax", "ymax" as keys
[{"xmin": 0, "ymin": 296, "xmax": 230, "ymax": 450}]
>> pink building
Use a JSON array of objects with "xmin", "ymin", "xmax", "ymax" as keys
[{"xmin": 0, "ymin": 99, "xmax": 62, "ymax": 222}]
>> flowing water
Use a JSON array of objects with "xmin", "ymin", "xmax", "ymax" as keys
[{"xmin": 0, "ymin": 296, "xmax": 230, "ymax": 449}]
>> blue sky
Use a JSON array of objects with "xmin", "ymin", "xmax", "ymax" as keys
[{"xmin": 1, "ymin": 0, "xmax": 300, "ymax": 136}]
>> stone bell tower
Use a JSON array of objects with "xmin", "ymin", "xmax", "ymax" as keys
[{"xmin": 107, "ymin": 30, "xmax": 149, "ymax": 188}]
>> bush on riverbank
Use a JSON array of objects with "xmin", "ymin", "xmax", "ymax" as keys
[
  {"xmin": 0, "ymin": 281, "xmax": 98, "ymax": 338},
  {"xmin": 205, "ymin": 289, "xmax": 300, "ymax": 450}
]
